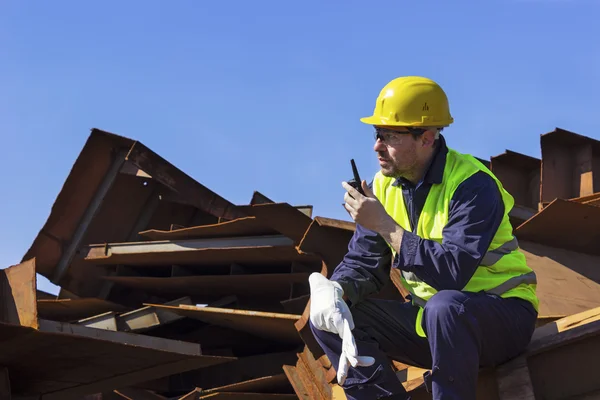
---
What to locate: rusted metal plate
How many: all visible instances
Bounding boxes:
[490,149,540,211]
[198,394,297,399]
[103,273,310,299]
[540,127,600,203]
[298,217,355,277]
[37,298,130,322]
[0,319,233,399]
[282,365,312,400]
[198,374,293,395]
[125,141,245,222]
[238,203,314,244]
[523,309,600,400]
[1,259,37,328]
[170,351,299,392]
[516,199,600,255]
[519,240,600,317]
[81,235,320,267]
[21,129,242,298]
[147,304,302,344]
[139,217,277,241]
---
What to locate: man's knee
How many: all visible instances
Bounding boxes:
[423,290,469,322]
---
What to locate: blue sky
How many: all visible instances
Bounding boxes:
[1,0,599,295]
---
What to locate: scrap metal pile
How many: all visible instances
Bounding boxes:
[2,127,600,399]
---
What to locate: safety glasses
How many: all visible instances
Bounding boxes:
[373,127,427,145]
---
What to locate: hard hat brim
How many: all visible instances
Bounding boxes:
[360,115,453,127]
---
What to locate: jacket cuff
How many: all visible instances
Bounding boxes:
[332,278,360,307]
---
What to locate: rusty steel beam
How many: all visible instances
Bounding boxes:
[139,216,277,241]
[237,203,314,244]
[540,127,600,204]
[37,298,130,322]
[103,273,311,300]
[490,149,540,211]
[52,148,128,284]
[125,141,244,221]
[146,304,302,344]
[77,297,192,332]
[1,259,38,328]
[515,199,600,255]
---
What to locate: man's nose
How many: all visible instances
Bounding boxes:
[374,139,387,152]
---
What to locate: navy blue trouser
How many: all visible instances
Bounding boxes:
[310,290,537,400]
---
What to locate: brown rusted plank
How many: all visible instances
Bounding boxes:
[138,217,277,241]
[294,356,325,400]
[146,304,302,344]
[81,236,319,266]
[298,347,331,398]
[531,306,600,343]
[37,298,130,322]
[249,191,275,205]
[199,394,297,399]
[516,199,600,255]
[126,141,244,221]
[238,203,313,244]
[282,365,311,400]
[103,273,311,299]
[0,320,233,398]
[0,259,37,328]
[490,149,540,210]
[298,217,355,277]
[540,127,600,202]
[113,387,166,400]
[200,374,292,395]
[528,331,600,400]
[174,351,298,391]
[518,240,600,317]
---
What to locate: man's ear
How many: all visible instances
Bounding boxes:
[421,129,437,148]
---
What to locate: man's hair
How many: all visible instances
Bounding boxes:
[410,127,442,144]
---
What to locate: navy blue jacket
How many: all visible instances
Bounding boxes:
[331,135,506,305]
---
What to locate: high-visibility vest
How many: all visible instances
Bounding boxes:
[372,147,539,337]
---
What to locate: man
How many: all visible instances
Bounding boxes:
[308,76,539,400]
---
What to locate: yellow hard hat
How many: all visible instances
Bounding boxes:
[361,76,454,127]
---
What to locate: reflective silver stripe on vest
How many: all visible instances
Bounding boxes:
[480,237,519,266]
[486,271,537,296]
[408,271,537,308]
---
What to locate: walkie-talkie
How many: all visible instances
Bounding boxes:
[348,159,365,196]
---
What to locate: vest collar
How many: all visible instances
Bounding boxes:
[392,134,448,188]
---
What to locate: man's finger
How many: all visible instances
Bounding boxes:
[343,191,357,208]
[342,181,362,199]
[337,352,350,386]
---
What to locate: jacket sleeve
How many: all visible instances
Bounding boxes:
[396,171,505,291]
[330,223,393,306]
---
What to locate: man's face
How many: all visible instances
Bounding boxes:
[373,127,422,178]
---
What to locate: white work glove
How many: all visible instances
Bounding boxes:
[308,273,375,385]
